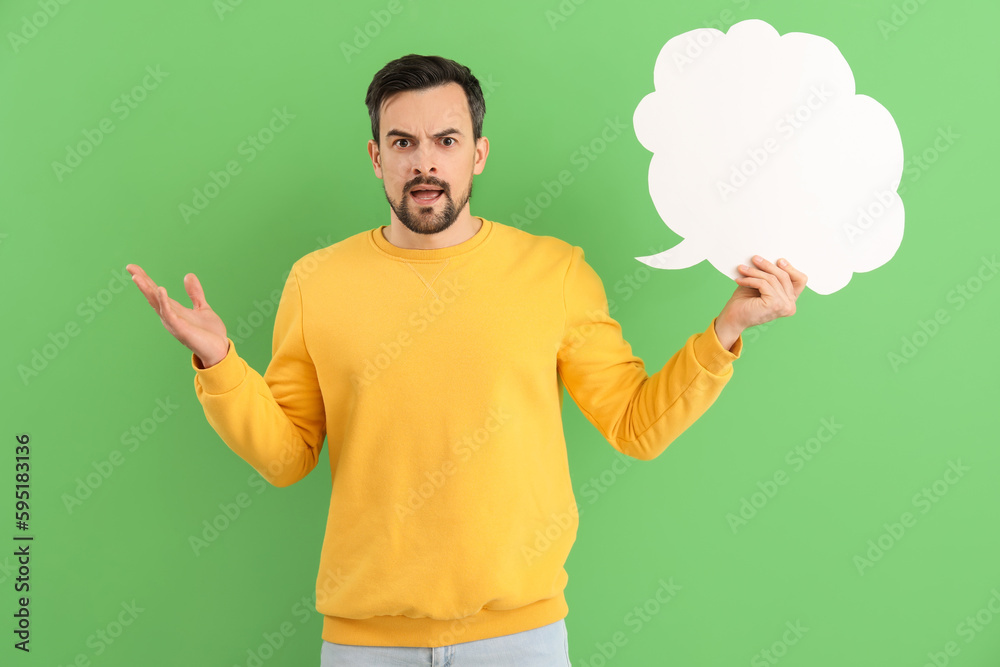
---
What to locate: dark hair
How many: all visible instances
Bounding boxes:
[365,54,485,146]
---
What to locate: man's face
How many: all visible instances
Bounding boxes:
[368,82,488,235]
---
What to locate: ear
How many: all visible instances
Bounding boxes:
[472,136,489,176]
[368,139,383,179]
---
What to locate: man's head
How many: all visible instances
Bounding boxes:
[366,54,489,236]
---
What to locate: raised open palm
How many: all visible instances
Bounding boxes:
[126,264,229,368]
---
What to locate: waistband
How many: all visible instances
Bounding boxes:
[322,594,568,648]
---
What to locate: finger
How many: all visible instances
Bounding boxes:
[155,285,168,319]
[735,275,774,298]
[184,273,209,310]
[738,261,781,293]
[132,277,160,310]
[126,263,152,297]
[752,256,794,297]
[777,259,809,297]
[128,265,162,309]
[128,264,159,291]
[746,261,797,315]
[740,264,791,311]
[157,286,186,333]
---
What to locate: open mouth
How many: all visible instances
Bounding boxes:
[410,188,443,205]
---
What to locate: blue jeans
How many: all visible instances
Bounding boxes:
[320,618,571,666]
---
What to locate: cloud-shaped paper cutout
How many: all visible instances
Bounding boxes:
[633,19,904,295]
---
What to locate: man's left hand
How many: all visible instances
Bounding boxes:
[715,255,809,349]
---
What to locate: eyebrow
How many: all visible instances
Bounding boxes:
[385,127,463,139]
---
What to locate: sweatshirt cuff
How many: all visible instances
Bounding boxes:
[190,338,246,394]
[693,317,743,375]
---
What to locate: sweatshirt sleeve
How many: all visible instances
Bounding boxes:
[556,245,742,461]
[190,262,327,486]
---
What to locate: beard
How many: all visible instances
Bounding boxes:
[384,177,473,236]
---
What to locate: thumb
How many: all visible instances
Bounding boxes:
[184,273,209,309]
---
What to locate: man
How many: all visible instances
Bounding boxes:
[127,54,806,666]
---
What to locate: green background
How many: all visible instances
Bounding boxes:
[3,0,998,664]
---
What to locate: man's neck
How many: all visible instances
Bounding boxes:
[382,213,482,250]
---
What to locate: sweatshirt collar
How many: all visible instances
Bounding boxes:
[370,216,493,261]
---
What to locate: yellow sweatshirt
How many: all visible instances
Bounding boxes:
[190,216,743,647]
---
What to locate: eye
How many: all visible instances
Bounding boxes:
[442,137,455,147]
[393,138,409,148]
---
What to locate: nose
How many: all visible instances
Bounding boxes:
[410,143,437,177]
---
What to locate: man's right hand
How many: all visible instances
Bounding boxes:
[126,264,230,369]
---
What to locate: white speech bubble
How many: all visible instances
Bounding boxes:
[633,19,904,295]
